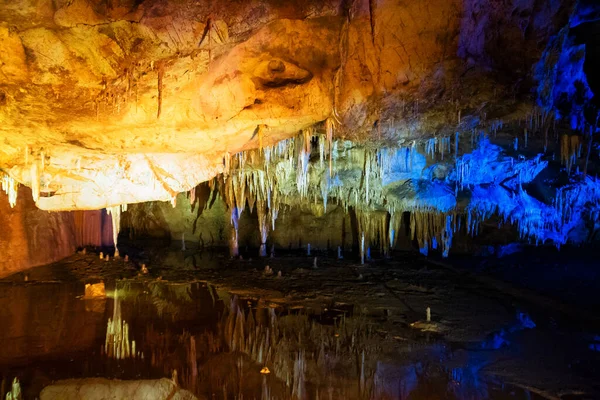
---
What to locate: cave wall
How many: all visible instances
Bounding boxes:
[0,186,114,277]
[123,192,415,254]
[535,0,600,131]
[0,186,76,277]
[122,193,359,251]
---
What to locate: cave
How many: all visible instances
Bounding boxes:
[1,0,600,399]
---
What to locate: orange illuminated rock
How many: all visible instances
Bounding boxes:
[84,282,106,299]
[0,0,572,211]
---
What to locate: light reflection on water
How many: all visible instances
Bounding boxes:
[0,281,537,399]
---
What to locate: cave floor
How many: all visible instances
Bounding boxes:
[1,245,600,399]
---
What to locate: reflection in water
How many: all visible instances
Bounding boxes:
[103,289,137,360]
[0,281,536,399]
[3,378,22,400]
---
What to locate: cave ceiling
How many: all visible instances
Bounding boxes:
[0,0,581,210]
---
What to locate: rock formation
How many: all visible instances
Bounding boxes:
[40,378,197,400]
[0,185,114,277]
[0,0,585,210]
[1,0,599,260]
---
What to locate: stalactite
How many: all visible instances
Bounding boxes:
[229,207,240,257]
[440,136,450,160]
[455,156,470,190]
[204,122,600,259]
[410,211,455,257]
[30,162,39,202]
[296,129,311,198]
[424,137,451,160]
[388,212,403,251]
[106,206,122,257]
[360,232,365,264]
[560,134,581,174]
[364,150,371,205]
[489,120,503,136]
[320,175,330,212]
[326,118,334,177]
[425,137,437,158]
[356,210,389,257]
[1,173,18,208]
[257,199,269,257]
[319,135,325,168]
[223,152,231,176]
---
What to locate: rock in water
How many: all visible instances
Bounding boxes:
[40,378,199,400]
